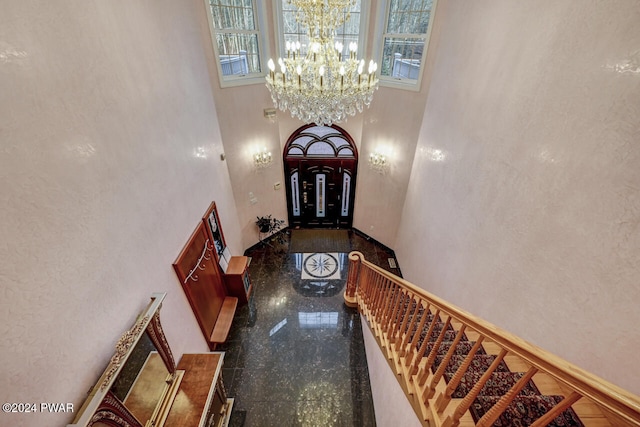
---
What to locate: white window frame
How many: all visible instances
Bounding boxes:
[204,0,269,88]
[374,0,438,91]
[273,0,372,64]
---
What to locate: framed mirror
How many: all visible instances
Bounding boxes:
[68,293,183,427]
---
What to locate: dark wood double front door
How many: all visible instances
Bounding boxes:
[284,125,358,228]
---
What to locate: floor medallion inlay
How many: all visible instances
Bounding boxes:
[302,253,340,280]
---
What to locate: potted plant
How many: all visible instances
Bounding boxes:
[255,215,286,246]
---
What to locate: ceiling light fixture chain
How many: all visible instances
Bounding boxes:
[266,0,378,126]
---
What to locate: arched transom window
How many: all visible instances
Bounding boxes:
[285,125,356,159]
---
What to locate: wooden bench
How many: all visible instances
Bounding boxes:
[209,296,238,350]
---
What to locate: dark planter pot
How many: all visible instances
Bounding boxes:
[259,225,271,233]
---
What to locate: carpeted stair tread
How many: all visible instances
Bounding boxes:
[433,354,510,373]
[469,394,584,426]
[405,319,454,347]
[425,340,486,357]
[443,371,540,398]
[418,327,459,348]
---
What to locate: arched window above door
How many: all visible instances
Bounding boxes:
[285,125,357,159]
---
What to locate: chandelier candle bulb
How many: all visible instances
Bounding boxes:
[280,60,286,85]
[268,59,275,80]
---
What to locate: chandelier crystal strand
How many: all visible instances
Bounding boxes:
[266,0,378,126]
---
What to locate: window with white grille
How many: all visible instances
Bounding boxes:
[275,0,370,64]
[205,0,267,87]
[379,0,437,90]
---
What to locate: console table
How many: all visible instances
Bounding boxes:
[224,256,252,305]
[165,353,233,427]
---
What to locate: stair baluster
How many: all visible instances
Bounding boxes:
[395,293,417,354]
[434,336,485,412]
[417,316,452,387]
[384,285,403,345]
[441,348,508,427]
[475,366,538,427]
[425,324,467,399]
[389,290,409,353]
[377,279,394,336]
[365,268,378,317]
[529,391,582,427]
[356,266,370,312]
[401,303,431,377]
[409,309,441,376]
[371,275,388,332]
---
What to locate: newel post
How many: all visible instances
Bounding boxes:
[344,251,364,308]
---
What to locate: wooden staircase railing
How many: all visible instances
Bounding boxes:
[344,251,640,427]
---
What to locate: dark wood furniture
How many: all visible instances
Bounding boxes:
[210,297,238,345]
[223,255,252,304]
[172,222,237,350]
[165,353,232,427]
[202,201,253,307]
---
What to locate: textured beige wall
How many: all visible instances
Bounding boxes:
[0,1,242,426]
[396,0,640,394]
[353,85,429,248]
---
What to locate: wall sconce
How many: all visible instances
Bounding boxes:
[254,147,273,169]
[369,150,388,174]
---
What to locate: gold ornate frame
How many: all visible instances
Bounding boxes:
[67,293,183,427]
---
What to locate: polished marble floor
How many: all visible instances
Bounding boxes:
[221,229,401,427]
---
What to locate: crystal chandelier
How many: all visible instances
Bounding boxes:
[266,0,378,126]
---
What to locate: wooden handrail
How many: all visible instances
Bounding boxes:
[345,251,640,426]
